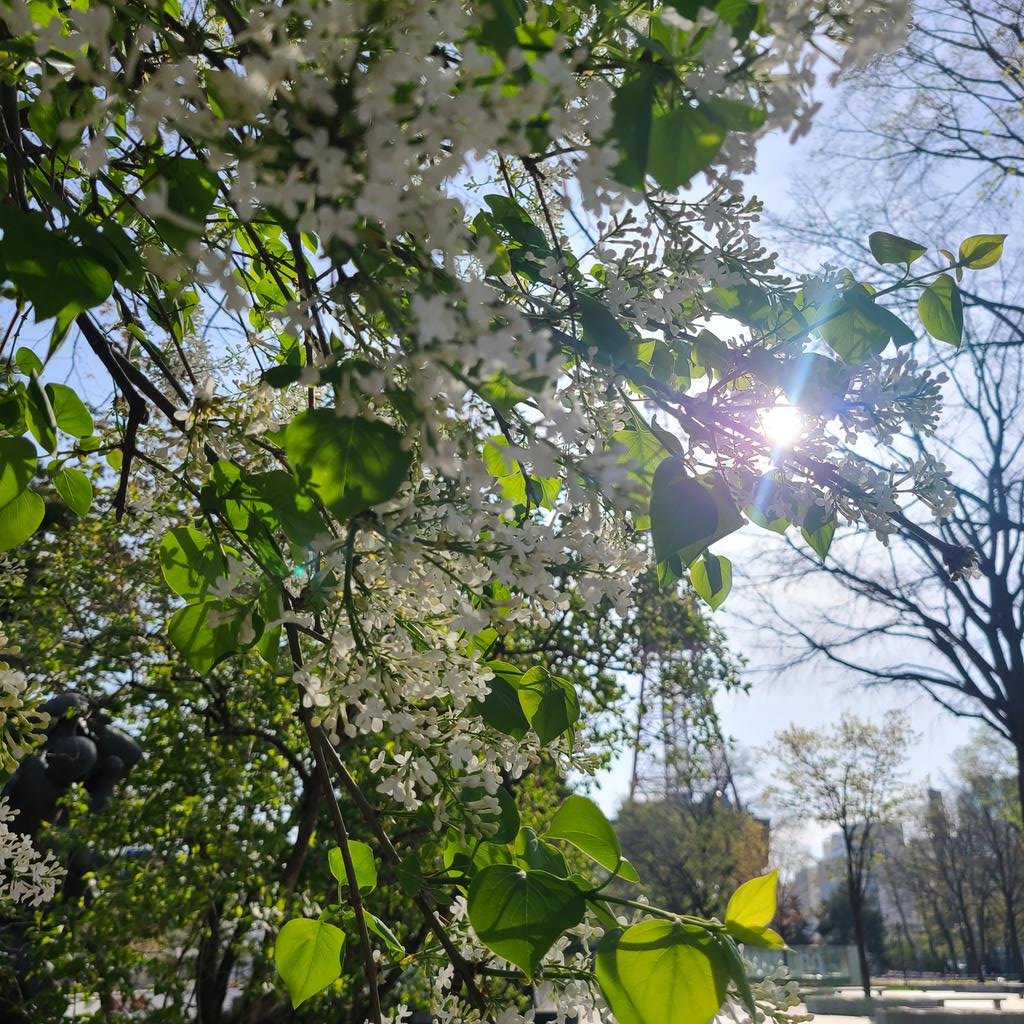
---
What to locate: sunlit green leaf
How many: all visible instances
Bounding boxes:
[0,436,36,507]
[690,551,732,611]
[46,383,93,437]
[274,917,344,1008]
[596,920,729,1024]
[725,870,777,931]
[328,840,377,894]
[467,864,585,977]
[918,273,963,347]
[959,234,1005,270]
[159,527,228,600]
[868,231,926,268]
[284,410,412,521]
[0,487,44,552]
[166,598,246,674]
[548,795,640,882]
[52,466,92,516]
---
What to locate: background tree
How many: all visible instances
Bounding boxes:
[818,883,887,963]
[878,734,1024,980]
[767,712,914,996]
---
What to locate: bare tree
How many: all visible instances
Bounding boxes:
[881,735,1024,978]
[953,736,1024,976]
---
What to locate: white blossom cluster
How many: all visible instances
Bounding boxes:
[0,625,48,773]
[0,800,64,908]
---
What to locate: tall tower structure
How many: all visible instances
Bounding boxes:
[626,580,740,806]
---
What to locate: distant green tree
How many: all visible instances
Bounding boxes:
[615,797,769,919]
[818,882,887,961]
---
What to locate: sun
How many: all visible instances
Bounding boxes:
[760,403,803,448]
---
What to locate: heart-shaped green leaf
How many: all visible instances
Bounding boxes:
[650,458,742,567]
[918,273,963,347]
[868,231,926,268]
[547,795,637,880]
[596,920,729,1024]
[274,917,344,1008]
[284,410,412,521]
[467,865,585,978]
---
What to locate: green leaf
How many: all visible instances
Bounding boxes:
[650,458,743,567]
[726,922,786,949]
[328,840,377,895]
[725,870,777,931]
[0,436,36,506]
[0,488,44,551]
[801,503,835,561]
[596,920,729,1024]
[0,206,113,325]
[513,827,569,877]
[690,552,732,611]
[611,425,670,525]
[155,157,220,250]
[483,435,516,478]
[395,857,423,897]
[166,598,245,674]
[471,662,530,738]
[467,865,586,978]
[274,917,345,1008]
[284,410,412,521]
[746,476,788,534]
[478,0,524,53]
[648,106,726,190]
[445,835,514,876]
[52,466,92,516]
[517,667,580,744]
[844,288,916,348]
[482,195,550,254]
[363,912,405,963]
[159,527,228,600]
[701,97,765,133]
[14,347,42,376]
[254,584,282,666]
[868,231,927,268]
[918,273,963,347]
[611,69,657,190]
[24,375,57,453]
[547,795,624,875]
[45,383,93,437]
[815,285,892,364]
[959,234,1005,270]
[578,293,633,364]
[242,469,325,548]
[715,932,759,1019]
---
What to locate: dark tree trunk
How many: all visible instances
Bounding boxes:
[846,869,871,996]
[1006,892,1024,979]
[197,899,231,1024]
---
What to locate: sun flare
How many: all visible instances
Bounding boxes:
[760,404,804,448]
